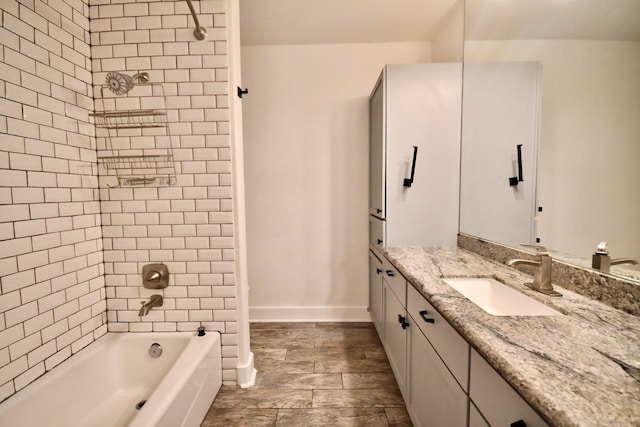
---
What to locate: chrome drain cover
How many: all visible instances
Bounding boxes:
[136,400,147,410]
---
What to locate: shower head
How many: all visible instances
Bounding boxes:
[105,72,150,95]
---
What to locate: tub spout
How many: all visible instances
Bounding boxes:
[139,294,163,316]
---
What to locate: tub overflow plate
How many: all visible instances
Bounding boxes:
[149,343,162,358]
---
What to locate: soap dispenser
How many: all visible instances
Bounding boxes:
[592,242,611,272]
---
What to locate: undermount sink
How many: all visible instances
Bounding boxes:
[443,278,561,316]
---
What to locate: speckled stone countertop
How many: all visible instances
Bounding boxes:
[384,247,640,427]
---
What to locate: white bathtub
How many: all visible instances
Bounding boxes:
[0,332,222,427]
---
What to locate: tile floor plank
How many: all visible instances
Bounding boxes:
[201,408,278,426]
[312,388,405,408]
[276,408,388,426]
[254,372,343,389]
[211,388,313,409]
[342,372,399,389]
[314,358,392,374]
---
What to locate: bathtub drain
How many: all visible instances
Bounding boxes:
[135,400,147,410]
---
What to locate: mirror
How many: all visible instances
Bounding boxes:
[460,0,640,281]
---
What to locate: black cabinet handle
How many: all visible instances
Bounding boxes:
[385,270,394,277]
[398,314,409,329]
[376,208,382,214]
[419,310,435,324]
[403,146,418,187]
[376,268,382,274]
[510,421,526,427]
[509,144,524,186]
[377,239,383,244]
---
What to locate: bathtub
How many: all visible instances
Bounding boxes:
[0,331,222,427]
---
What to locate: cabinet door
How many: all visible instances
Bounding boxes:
[369,250,384,339]
[369,76,385,218]
[384,63,461,248]
[470,349,549,427]
[407,317,468,427]
[383,280,407,399]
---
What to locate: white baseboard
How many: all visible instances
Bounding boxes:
[249,306,371,322]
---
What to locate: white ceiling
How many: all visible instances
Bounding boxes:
[239,0,640,46]
[239,0,460,45]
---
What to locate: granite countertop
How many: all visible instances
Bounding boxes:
[383,247,640,427]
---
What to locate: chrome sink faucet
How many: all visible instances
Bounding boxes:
[139,294,163,316]
[507,244,562,297]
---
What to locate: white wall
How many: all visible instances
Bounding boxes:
[242,42,431,321]
[464,40,640,263]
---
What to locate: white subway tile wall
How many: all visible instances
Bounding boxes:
[0,0,107,401]
[0,0,237,401]
[90,0,238,384]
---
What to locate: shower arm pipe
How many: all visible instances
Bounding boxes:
[184,0,208,41]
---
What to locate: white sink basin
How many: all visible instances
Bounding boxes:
[443,278,561,316]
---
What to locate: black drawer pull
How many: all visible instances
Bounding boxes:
[377,239,383,244]
[376,268,382,274]
[398,314,409,329]
[510,421,526,427]
[419,310,435,324]
[376,208,382,213]
[385,270,395,277]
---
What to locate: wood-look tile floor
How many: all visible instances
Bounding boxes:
[201,322,413,426]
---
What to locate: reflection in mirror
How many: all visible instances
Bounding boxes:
[460,0,640,280]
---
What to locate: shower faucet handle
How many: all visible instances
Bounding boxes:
[142,263,169,289]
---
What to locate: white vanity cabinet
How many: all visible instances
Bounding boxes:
[470,350,550,427]
[381,262,408,399]
[405,283,469,427]
[407,314,468,427]
[373,256,551,427]
[368,249,384,338]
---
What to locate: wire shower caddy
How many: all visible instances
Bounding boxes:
[91,75,177,187]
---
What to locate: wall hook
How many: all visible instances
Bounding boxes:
[237,87,249,98]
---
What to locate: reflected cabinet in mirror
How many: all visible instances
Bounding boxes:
[460,0,640,281]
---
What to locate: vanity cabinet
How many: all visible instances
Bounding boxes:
[368,249,384,338]
[470,349,549,427]
[373,255,551,427]
[407,312,468,427]
[383,278,408,399]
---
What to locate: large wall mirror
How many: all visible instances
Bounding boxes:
[460,0,640,281]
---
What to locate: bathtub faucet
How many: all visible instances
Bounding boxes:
[139,294,163,316]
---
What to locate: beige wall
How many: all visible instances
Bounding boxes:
[464,40,640,262]
[241,42,431,320]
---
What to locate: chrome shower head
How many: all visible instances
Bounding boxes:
[105,72,149,95]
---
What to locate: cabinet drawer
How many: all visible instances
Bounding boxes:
[407,284,469,391]
[382,258,406,305]
[369,215,385,251]
[470,349,549,427]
